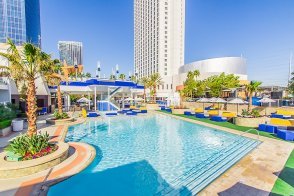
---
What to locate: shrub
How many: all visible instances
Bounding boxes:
[53,111,69,120]
[241,109,261,118]
[0,103,18,121]
[241,109,250,116]
[4,132,56,160]
[0,119,12,129]
[251,109,261,118]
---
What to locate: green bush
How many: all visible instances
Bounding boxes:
[0,103,18,121]
[251,109,261,118]
[53,111,69,120]
[5,132,51,157]
[0,119,12,129]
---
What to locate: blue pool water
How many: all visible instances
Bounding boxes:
[49,113,260,196]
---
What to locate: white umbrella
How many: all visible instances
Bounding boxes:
[228,98,246,115]
[209,97,218,103]
[258,98,276,115]
[213,98,227,116]
[77,97,91,103]
[197,98,210,110]
[135,97,144,101]
[125,97,134,101]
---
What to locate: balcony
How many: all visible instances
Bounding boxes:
[0,78,9,90]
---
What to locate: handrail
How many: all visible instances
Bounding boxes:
[240,129,260,140]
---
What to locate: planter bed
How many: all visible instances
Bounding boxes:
[234,117,267,128]
[46,117,74,125]
[0,126,12,137]
[172,108,190,115]
[0,142,69,179]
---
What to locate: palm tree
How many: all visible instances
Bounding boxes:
[140,77,150,102]
[44,59,64,115]
[110,74,116,80]
[85,72,91,79]
[0,39,52,136]
[245,81,262,111]
[149,73,162,102]
[119,73,126,81]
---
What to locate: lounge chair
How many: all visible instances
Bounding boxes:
[126,111,137,116]
[195,113,209,118]
[270,114,284,119]
[184,111,192,116]
[87,112,100,117]
[106,112,118,116]
[165,108,172,113]
[277,129,294,141]
[38,107,47,115]
[258,124,278,134]
[211,116,227,122]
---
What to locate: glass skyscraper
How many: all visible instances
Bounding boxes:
[0,0,41,46]
[58,41,83,65]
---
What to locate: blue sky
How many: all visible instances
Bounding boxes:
[41,0,294,86]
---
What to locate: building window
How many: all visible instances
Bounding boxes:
[166,84,168,89]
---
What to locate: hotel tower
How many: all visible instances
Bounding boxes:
[134,0,185,95]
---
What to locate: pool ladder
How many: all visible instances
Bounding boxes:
[155,129,261,196]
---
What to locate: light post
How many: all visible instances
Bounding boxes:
[116,64,119,79]
[74,58,78,80]
[128,71,132,80]
[96,61,101,78]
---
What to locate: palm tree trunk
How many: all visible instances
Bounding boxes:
[57,85,63,114]
[248,93,253,111]
[26,79,37,136]
[143,87,146,102]
[153,85,156,102]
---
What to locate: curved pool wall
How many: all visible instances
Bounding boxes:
[49,113,260,195]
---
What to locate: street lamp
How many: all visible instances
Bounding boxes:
[74,58,78,80]
[116,64,119,78]
[96,61,101,78]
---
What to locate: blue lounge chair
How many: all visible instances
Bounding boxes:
[270,114,284,119]
[165,108,172,113]
[87,112,100,117]
[184,111,192,116]
[265,125,278,134]
[106,112,118,116]
[211,116,227,122]
[195,113,208,118]
[140,110,147,113]
[160,106,166,110]
[277,129,294,141]
[258,124,267,132]
[126,111,137,116]
[38,107,47,115]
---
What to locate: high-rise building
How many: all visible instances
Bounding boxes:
[134,0,185,80]
[0,0,41,46]
[58,41,83,65]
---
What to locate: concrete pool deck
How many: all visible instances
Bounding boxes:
[155,111,294,195]
[0,112,293,195]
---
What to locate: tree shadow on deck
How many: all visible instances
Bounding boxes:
[218,182,269,196]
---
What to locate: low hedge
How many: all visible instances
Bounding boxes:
[0,119,12,129]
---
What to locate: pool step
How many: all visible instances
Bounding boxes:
[156,138,260,195]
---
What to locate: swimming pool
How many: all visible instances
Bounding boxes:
[49,113,260,195]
